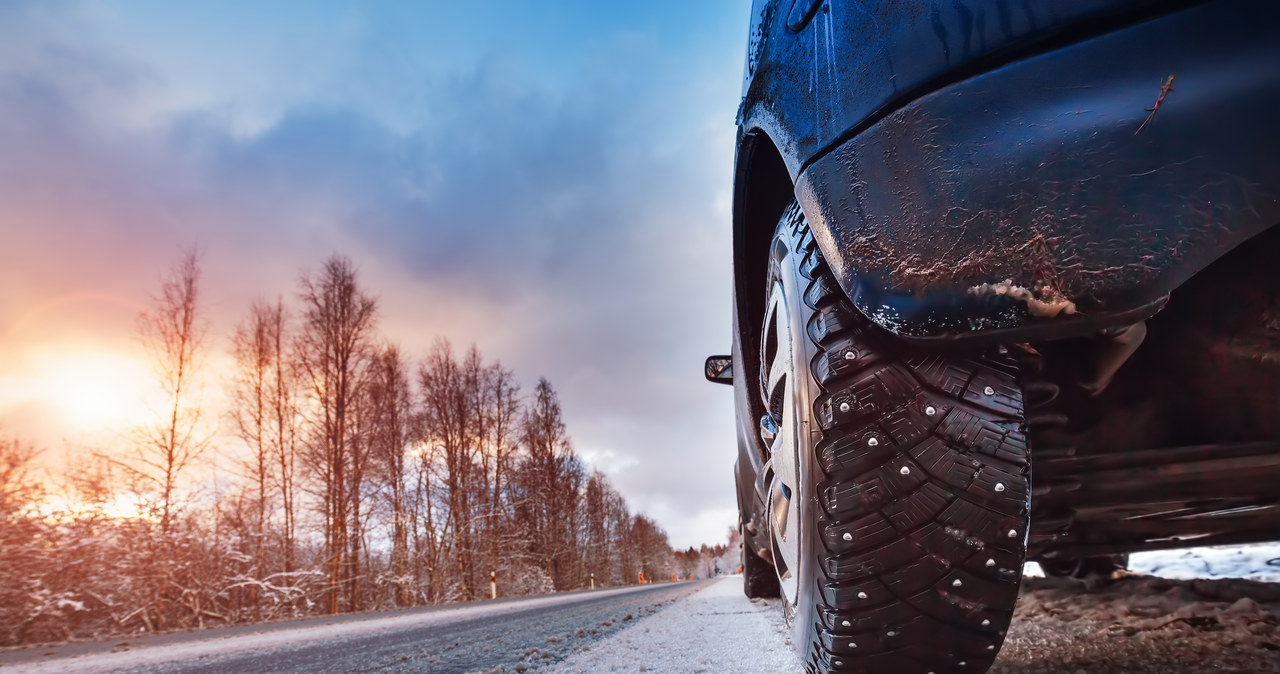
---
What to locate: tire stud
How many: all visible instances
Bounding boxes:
[924,405,937,416]
[986,558,995,567]
[834,660,843,667]
[867,436,879,447]
[842,532,853,541]
[843,350,856,360]
[987,645,995,650]
[842,620,851,627]
[995,482,1006,493]
[886,630,897,637]
[1007,528,1018,538]
[857,591,868,600]
[983,385,995,396]
[849,642,857,648]
[952,578,963,587]
[982,619,991,626]
[839,401,851,412]
[899,466,910,476]
[959,661,967,667]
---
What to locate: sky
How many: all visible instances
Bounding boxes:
[0,0,750,549]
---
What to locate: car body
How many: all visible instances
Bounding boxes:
[716,1,1280,671]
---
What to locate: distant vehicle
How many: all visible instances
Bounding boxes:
[705,1,1280,672]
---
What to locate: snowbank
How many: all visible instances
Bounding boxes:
[1026,543,1280,581]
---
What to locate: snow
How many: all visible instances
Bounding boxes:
[547,576,799,673]
[10,545,1279,673]
[1128,543,1280,582]
[1025,542,1280,581]
[3,585,658,674]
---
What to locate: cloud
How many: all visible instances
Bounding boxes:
[0,1,747,548]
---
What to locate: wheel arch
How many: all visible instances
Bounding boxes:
[732,128,794,414]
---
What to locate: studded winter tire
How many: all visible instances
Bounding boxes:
[759,203,1031,674]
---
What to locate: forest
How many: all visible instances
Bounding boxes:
[0,251,730,646]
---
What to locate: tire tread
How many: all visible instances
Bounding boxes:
[781,204,1029,674]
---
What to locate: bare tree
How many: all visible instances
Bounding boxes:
[629,515,674,583]
[295,254,377,614]
[133,248,209,535]
[418,339,478,600]
[409,439,445,603]
[0,250,700,643]
[119,249,212,630]
[228,301,269,615]
[367,345,415,606]
[229,298,305,616]
[0,435,40,517]
[515,378,584,590]
[266,300,302,577]
[478,362,520,590]
[581,470,612,585]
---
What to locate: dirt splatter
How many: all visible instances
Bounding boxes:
[967,280,1078,318]
[837,226,1078,314]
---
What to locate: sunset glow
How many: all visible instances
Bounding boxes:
[42,493,156,523]
[0,348,155,440]
[38,351,150,430]
[0,0,744,551]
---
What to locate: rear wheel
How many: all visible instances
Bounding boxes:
[743,540,782,598]
[1039,554,1129,581]
[760,203,1031,673]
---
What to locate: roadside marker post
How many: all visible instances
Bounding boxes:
[490,571,496,600]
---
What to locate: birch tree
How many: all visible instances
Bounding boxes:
[134,248,208,536]
[296,254,377,614]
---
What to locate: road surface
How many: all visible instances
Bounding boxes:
[0,582,710,674]
[4,566,1280,673]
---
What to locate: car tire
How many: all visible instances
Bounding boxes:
[743,540,782,599]
[760,203,1031,674]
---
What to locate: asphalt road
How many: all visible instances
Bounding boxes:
[7,574,1279,673]
[0,581,712,674]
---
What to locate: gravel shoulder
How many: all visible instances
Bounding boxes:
[994,575,1280,673]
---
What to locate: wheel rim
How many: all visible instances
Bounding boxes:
[761,268,803,606]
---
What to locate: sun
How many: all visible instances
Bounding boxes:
[50,354,153,429]
[4,349,156,434]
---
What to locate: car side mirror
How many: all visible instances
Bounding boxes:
[704,355,733,385]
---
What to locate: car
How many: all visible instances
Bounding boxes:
[704,1,1280,672]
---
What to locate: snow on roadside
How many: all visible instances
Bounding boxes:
[547,576,798,674]
[5,585,657,674]
[1025,543,1280,581]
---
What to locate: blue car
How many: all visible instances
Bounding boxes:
[706,1,1280,672]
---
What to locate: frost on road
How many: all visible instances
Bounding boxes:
[554,545,1280,674]
[2,544,1278,674]
[548,576,797,674]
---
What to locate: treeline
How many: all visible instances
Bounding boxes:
[0,251,677,646]
[672,526,741,580]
